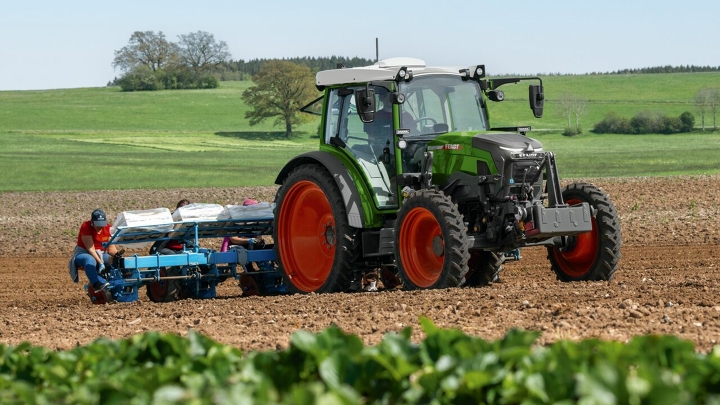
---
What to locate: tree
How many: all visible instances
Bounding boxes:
[694,87,720,131]
[557,93,588,135]
[710,88,720,131]
[112,31,179,73]
[177,31,231,75]
[557,93,574,130]
[695,88,711,131]
[571,97,588,131]
[241,61,317,138]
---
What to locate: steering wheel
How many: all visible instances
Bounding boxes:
[412,117,438,127]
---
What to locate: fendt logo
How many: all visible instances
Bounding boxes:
[513,153,540,158]
[428,144,463,151]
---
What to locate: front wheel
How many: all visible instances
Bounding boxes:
[394,189,470,290]
[274,164,360,294]
[547,183,622,281]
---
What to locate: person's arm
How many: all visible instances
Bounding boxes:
[81,234,104,264]
[229,236,252,245]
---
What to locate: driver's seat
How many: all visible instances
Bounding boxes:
[401,140,428,173]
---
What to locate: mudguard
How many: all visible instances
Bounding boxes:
[275,151,366,228]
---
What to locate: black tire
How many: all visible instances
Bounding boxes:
[273,164,360,294]
[464,250,504,286]
[547,182,622,281]
[394,189,470,290]
[146,267,181,302]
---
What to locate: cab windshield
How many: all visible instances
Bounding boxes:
[399,75,489,136]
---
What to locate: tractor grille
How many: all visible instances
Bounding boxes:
[511,161,541,185]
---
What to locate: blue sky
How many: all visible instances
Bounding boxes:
[1,0,718,91]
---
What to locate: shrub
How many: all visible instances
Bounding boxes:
[594,111,694,135]
[680,111,695,132]
[630,110,660,134]
[116,67,220,91]
[116,67,165,91]
[593,112,632,134]
[197,75,219,89]
[658,116,683,134]
[562,127,581,136]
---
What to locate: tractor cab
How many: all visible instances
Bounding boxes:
[303,57,543,212]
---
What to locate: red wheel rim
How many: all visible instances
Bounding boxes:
[278,180,336,292]
[87,284,108,305]
[147,268,169,300]
[239,274,260,296]
[398,207,444,288]
[552,197,599,277]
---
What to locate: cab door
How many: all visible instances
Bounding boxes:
[323,86,398,209]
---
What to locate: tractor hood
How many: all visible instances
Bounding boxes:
[472,133,543,174]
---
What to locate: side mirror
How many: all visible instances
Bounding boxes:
[529,85,544,118]
[356,88,376,123]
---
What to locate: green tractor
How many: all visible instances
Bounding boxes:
[273,57,621,293]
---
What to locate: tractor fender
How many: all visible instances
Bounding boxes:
[275,151,365,228]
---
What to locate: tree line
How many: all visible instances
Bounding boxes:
[110,30,720,137]
[608,65,720,75]
[218,56,376,81]
[111,31,230,91]
[110,30,374,91]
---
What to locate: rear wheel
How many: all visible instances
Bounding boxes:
[464,250,504,286]
[394,189,470,290]
[274,165,360,293]
[548,183,622,281]
[146,268,181,302]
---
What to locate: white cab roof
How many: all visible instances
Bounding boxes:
[316,57,466,87]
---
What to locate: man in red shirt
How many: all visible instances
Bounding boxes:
[68,209,117,292]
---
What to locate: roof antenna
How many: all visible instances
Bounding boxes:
[375,37,379,63]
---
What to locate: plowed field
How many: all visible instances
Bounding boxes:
[2,177,719,352]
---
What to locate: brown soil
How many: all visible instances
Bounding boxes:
[1,177,720,352]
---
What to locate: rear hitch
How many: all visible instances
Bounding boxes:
[551,235,580,252]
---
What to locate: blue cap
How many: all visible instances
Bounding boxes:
[91,209,107,227]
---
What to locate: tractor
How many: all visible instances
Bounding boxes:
[273,57,621,293]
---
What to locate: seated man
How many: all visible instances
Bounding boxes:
[360,90,396,161]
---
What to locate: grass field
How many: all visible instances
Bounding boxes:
[489,72,720,129]
[1,74,719,192]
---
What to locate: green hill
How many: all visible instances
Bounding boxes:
[1,73,719,192]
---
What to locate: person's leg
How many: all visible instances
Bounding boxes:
[102,252,112,266]
[74,252,106,286]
